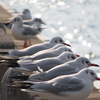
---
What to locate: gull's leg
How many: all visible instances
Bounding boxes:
[23,40,28,48]
[28,39,32,46]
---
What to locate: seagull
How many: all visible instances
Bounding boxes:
[0,45,72,68]
[11,68,100,100]
[19,8,32,20]
[4,8,32,28]
[10,57,99,81]
[19,44,71,59]
[10,16,45,48]
[0,44,66,63]
[2,52,77,74]
[4,17,46,29]
[18,51,77,67]
[23,18,46,27]
[18,45,72,62]
[8,36,71,57]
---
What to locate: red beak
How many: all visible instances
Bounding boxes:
[22,12,25,14]
[75,54,80,57]
[90,64,99,67]
[63,43,71,47]
[8,21,12,23]
[96,78,100,81]
[41,22,46,25]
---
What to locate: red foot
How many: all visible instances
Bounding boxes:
[23,41,28,48]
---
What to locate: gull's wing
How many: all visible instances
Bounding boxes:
[53,77,84,92]
[28,76,84,94]
[23,20,33,26]
[22,26,38,36]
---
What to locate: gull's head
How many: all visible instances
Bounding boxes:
[50,36,71,47]
[22,9,30,14]
[75,57,99,69]
[33,18,46,25]
[58,46,72,53]
[60,52,77,61]
[11,16,23,24]
[79,68,100,82]
[66,52,77,60]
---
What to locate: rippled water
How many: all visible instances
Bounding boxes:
[2,0,100,73]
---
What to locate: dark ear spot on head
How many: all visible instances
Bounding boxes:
[60,39,63,42]
[72,56,75,59]
[82,60,84,64]
[90,72,94,76]
[67,55,70,59]
[55,40,57,43]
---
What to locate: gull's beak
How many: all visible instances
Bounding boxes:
[96,77,100,81]
[41,21,46,25]
[38,27,46,32]
[38,27,46,30]
[75,54,80,57]
[22,11,25,14]
[90,63,99,67]
[7,21,12,23]
[63,43,71,47]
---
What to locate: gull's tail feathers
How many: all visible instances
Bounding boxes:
[0,56,19,63]
[3,22,12,29]
[9,75,29,80]
[7,81,37,89]
[14,67,33,75]
[0,61,19,67]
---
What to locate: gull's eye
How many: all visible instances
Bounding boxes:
[90,72,94,76]
[35,18,38,21]
[86,61,89,64]
[68,49,71,52]
[55,40,57,43]
[39,19,41,22]
[60,39,63,42]
[72,56,75,59]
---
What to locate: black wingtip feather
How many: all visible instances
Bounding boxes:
[9,75,29,80]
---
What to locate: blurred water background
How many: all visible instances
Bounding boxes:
[1,0,100,73]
